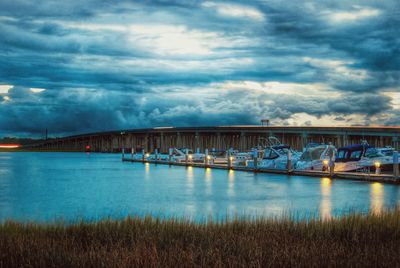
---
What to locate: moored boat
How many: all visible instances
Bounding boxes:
[295,143,336,171]
[245,137,301,170]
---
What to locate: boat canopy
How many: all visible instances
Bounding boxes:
[300,147,323,161]
[335,144,371,162]
[299,145,335,161]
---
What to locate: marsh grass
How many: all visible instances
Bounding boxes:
[1,211,400,267]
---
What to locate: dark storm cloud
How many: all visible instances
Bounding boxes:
[0,0,399,136]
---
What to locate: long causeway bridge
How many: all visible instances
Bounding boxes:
[30,126,400,153]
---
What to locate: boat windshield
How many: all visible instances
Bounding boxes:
[365,148,384,158]
[300,147,326,161]
[336,146,365,162]
[263,148,279,159]
[275,148,290,155]
[379,148,394,156]
[337,149,347,159]
[349,150,363,160]
[365,148,393,157]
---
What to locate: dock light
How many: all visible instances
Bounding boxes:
[206,155,211,159]
[230,156,234,161]
[375,161,381,175]
[188,154,193,160]
[145,153,150,158]
[322,159,329,172]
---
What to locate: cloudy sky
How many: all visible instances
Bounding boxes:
[0,0,399,137]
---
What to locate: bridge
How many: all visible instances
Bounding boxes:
[29,125,400,153]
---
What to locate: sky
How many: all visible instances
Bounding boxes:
[0,0,399,137]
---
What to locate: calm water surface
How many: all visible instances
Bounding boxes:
[1,152,399,222]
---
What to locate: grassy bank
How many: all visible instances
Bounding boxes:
[1,212,400,267]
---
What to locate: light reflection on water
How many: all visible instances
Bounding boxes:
[320,177,331,220]
[228,169,235,198]
[144,162,150,179]
[0,152,399,222]
[370,182,384,215]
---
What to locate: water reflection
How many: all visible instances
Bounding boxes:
[228,169,235,197]
[370,182,384,215]
[205,167,212,195]
[186,166,194,191]
[144,162,150,179]
[320,177,331,220]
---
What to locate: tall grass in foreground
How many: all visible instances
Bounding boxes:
[1,211,400,267]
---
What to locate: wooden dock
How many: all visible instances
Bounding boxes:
[122,158,400,185]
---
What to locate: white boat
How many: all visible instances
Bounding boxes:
[234,151,253,166]
[145,152,168,161]
[334,143,370,172]
[246,137,301,170]
[356,146,395,172]
[334,142,395,172]
[209,150,228,164]
[295,143,336,171]
[171,148,206,163]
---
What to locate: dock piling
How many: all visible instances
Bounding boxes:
[375,161,381,175]
[287,150,292,173]
[227,151,232,169]
[185,149,189,165]
[142,149,145,162]
[394,151,399,178]
[168,148,173,164]
[205,149,209,167]
[253,149,258,171]
[329,156,335,177]
[131,147,135,160]
[155,149,158,164]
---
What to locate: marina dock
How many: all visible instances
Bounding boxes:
[122,156,400,184]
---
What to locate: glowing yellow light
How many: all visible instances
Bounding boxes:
[374,161,381,168]
[320,177,331,220]
[188,154,193,159]
[0,144,20,149]
[321,177,331,186]
[370,182,384,215]
[229,156,234,161]
[145,153,150,158]
[206,155,211,159]
[323,159,329,166]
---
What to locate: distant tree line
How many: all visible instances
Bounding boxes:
[0,137,47,145]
